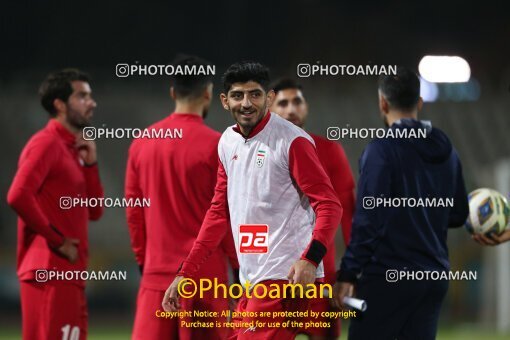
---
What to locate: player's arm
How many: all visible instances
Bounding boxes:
[82,163,104,220]
[178,161,230,277]
[219,228,240,282]
[7,138,78,261]
[163,161,230,312]
[288,137,343,285]
[477,230,510,245]
[328,142,356,245]
[77,137,104,220]
[337,142,392,284]
[334,141,392,308]
[207,144,240,276]
[125,145,146,273]
[448,153,469,228]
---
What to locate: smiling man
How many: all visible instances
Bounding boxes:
[7,69,104,340]
[162,61,342,339]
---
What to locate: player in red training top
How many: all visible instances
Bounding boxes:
[270,77,355,339]
[163,61,342,340]
[7,69,104,340]
[125,55,239,340]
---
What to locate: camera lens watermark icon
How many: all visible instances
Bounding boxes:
[83,127,96,141]
[386,269,398,283]
[362,197,376,209]
[60,197,73,210]
[297,64,311,77]
[36,270,48,282]
[116,63,130,77]
[327,127,340,140]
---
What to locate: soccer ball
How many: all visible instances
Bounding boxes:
[465,188,510,235]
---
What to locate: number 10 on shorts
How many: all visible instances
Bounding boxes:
[239,224,269,254]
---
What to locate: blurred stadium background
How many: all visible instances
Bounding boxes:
[1,1,509,338]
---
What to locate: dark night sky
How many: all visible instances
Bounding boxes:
[1,0,508,80]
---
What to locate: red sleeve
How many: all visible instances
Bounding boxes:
[209,147,238,270]
[328,142,355,246]
[82,163,104,221]
[220,229,239,270]
[179,161,230,278]
[289,137,343,267]
[125,146,146,267]
[7,138,65,248]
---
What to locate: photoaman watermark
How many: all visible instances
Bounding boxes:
[177,278,333,300]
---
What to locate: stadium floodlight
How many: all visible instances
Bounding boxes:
[418,56,471,83]
[420,77,439,102]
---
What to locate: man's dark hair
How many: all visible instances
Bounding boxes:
[222,61,270,93]
[39,68,90,116]
[171,54,214,100]
[270,77,303,94]
[378,66,420,111]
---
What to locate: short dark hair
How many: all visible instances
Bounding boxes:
[39,68,90,116]
[270,77,303,94]
[171,54,214,100]
[378,66,420,111]
[222,61,270,93]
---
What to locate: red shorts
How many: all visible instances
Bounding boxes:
[132,286,231,340]
[20,280,87,340]
[228,280,311,340]
[298,297,341,337]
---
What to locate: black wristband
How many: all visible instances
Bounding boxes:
[303,239,327,265]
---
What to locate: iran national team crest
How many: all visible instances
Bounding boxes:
[256,149,266,168]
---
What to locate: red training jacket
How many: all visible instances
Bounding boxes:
[7,119,104,285]
[125,113,238,290]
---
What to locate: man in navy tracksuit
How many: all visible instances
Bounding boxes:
[334,67,469,340]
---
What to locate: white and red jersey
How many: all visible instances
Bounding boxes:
[220,113,320,284]
[180,112,342,286]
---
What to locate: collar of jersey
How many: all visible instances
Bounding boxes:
[233,110,271,139]
[168,112,204,123]
[47,119,76,146]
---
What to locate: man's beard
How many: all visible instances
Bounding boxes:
[67,107,91,130]
[235,99,267,130]
[236,108,262,130]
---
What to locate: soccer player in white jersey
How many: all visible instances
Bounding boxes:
[162,61,342,339]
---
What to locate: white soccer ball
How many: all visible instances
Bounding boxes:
[465,188,510,235]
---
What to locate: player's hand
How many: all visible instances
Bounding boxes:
[162,276,185,312]
[332,281,354,310]
[287,259,316,286]
[76,136,97,165]
[57,237,80,263]
[473,229,510,246]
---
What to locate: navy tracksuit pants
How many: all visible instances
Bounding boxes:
[348,274,449,340]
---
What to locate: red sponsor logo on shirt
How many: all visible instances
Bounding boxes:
[239,224,268,254]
